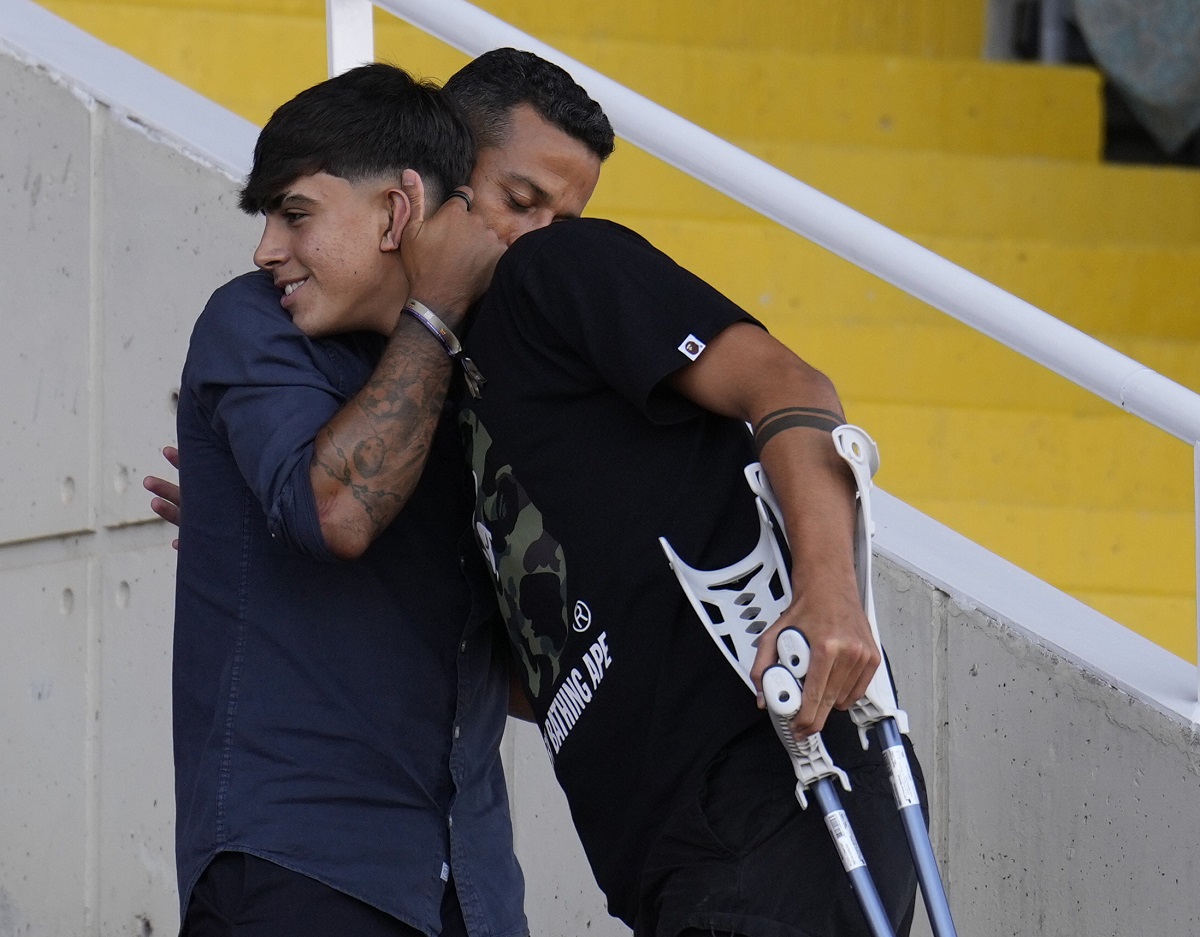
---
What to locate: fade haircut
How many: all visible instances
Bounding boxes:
[239,63,474,215]
[444,48,614,162]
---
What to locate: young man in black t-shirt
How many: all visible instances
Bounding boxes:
[459,218,924,936]
[147,51,921,934]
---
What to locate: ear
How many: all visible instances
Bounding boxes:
[380,185,413,252]
[381,169,423,252]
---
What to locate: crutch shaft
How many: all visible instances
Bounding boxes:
[812,779,897,937]
[875,719,959,937]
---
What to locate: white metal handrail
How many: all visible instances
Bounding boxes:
[328,0,1200,698]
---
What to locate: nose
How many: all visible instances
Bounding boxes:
[253,217,288,270]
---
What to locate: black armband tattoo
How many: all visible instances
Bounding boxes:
[752,406,844,454]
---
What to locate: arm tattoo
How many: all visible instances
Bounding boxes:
[312,332,450,540]
[753,406,844,455]
[352,436,387,478]
[314,426,412,535]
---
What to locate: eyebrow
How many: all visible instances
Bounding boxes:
[266,192,319,212]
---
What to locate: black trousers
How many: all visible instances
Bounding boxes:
[634,717,924,937]
[181,851,468,937]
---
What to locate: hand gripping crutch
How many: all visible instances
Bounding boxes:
[762,658,900,937]
[712,428,955,936]
[659,425,958,937]
[738,428,955,936]
[658,464,897,937]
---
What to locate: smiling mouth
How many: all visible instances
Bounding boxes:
[284,279,308,296]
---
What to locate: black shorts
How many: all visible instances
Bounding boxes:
[181,851,468,937]
[633,716,925,937]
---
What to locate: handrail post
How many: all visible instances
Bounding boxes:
[327,0,375,77]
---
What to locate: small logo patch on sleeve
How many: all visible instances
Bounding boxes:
[678,334,706,361]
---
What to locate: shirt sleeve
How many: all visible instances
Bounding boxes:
[507,219,763,423]
[182,272,344,559]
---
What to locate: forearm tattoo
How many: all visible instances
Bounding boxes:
[313,333,450,538]
[752,406,844,455]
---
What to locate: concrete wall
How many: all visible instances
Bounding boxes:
[2,4,1198,936]
[873,557,1200,937]
[0,21,258,936]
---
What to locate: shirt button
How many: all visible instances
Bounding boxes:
[460,640,467,653]
[453,725,461,739]
[448,815,454,828]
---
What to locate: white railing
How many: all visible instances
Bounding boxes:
[328,0,1200,701]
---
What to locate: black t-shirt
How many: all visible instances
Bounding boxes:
[460,219,774,921]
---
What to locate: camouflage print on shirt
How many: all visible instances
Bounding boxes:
[460,409,569,702]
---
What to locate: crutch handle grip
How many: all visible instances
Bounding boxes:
[779,624,909,750]
[776,627,810,679]
[763,665,851,808]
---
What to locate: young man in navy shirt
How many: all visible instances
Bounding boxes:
[166,54,612,937]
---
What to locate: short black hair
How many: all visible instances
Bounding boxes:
[444,48,614,162]
[239,63,474,214]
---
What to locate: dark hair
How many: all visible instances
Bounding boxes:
[239,63,473,214]
[444,48,614,162]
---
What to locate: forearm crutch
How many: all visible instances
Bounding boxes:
[826,426,958,937]
[755,428,957,936]
[659,463,897,937]
[659,425,958,937]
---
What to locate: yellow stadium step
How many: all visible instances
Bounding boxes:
[751,141,1200,245]
[464,0,988,58]
[40,0,332,124]
[621,216,1200,349]
[1073,593,1196,661]
[912,496,1195,661]
[35,6,1069,158]
[923,237,1200,342]
[905,489,1194,602]
[540,40,1101,161]
[785,322,1200,418]
[38,0,985,127]
[592,143,1200,245]
[849,402,1192,514]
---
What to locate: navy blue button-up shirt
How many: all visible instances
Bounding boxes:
[173,270,526,936]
